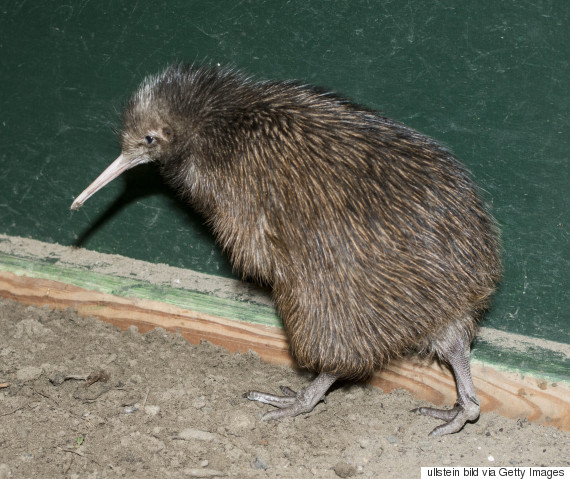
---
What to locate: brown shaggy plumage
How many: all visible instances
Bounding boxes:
[125,65,501,380]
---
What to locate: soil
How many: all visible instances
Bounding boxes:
[0,299,567,478]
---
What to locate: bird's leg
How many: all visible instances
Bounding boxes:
[414,337,480,436]
[243,372,337,420]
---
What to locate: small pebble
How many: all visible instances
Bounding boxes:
[178,428,217,442]
[184,468,224,477]
[16,366,43,382]
[251,457,268,470]
[144,405,160,416]
[333,462,356,478]
[127,325,139,335]
[49,373,66,386]
[225,410,254,431]
[192,396,207,409]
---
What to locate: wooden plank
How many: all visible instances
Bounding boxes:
[0,271,289,365]
[2,235,568,382]
[1,270,568,431]
[0,250,282,329]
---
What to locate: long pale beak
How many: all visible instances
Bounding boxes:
[70,154,149,211]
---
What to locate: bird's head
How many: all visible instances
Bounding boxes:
[71,64,256,211]
[70,74,182,211]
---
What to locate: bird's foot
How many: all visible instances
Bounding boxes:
[412,398,480,436]
[243,372,337,421]
[243,385,320,420]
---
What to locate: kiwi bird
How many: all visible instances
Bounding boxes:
[71,64,501,436]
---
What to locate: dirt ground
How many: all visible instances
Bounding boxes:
[0,299,567,478]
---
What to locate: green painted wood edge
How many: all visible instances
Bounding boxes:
[472,338,569,383]
[0,252,283,329]
[0,252,567,383]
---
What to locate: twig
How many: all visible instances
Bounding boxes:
[58,447,84,457]
[56,446,103,468]
[0,405,27,416]
[63,455,74,474]
[31,387,60,406]
[142,388,151,408]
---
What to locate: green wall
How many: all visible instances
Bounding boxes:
[1,1,568,344]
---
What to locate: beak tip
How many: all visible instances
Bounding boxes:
[69,153,137,213]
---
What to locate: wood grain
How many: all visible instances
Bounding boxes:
[1,270,568,431]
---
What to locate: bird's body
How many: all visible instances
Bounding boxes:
[72,64,501,435]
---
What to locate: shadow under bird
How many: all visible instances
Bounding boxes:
[71,64,501,436]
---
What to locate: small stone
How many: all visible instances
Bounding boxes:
[178,428,217,442]
[385,435,397,444]
[359,438,370,449]
[192,396,207,409]
[333,462,356,478]
[49,372,66,386]
[184,468,224,477]
[16,366,43,382]
[251,457,268,470]
[225,410,254,431]
[127,325,139,335]
[144,405,160,416]
[13,319,52,339]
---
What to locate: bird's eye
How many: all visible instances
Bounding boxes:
[145,135,155,145]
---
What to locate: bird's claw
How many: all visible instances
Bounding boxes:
[243,373,337,421]
[414,400,480,436]
[243,385,321,420]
